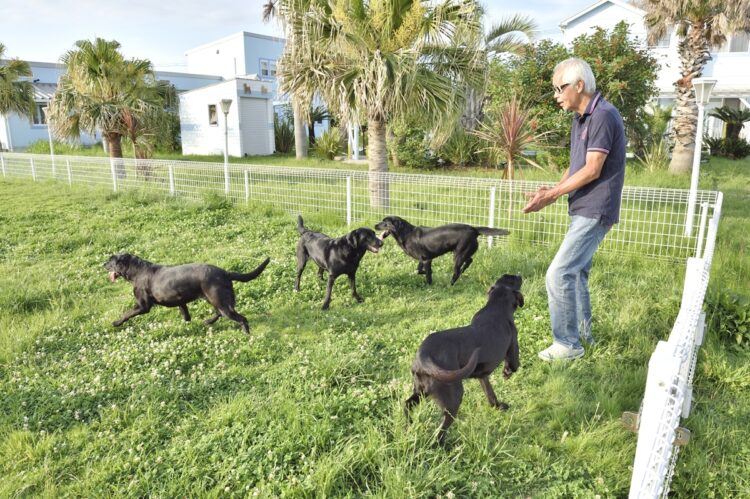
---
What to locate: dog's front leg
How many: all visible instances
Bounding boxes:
[479,376,509,410]
[322,275,336,310]
[347,273,363,303]
[423,259,433,285]
[113,303,151,327]
[179,304,191,322]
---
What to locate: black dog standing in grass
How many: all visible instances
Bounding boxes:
[406,274,523,445]
[104,253,270,334]
[374,216,510,285]
[295,215,383,310]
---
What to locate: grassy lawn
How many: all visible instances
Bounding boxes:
[0,157,747,497]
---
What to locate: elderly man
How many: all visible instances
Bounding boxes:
[523,57,626,361]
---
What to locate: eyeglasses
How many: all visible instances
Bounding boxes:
[553,83,571,94]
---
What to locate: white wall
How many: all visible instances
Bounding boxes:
[185,33,247,79]
[179,78,274,156]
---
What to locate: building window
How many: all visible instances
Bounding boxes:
[259,59,277,79]
[32,103,48,125]
[729,32,749,52]
[650,30,671,48]
[208,104,218,126]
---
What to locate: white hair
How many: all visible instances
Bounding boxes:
[554,58,596,93]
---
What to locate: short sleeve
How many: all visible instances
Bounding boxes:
[586,111,616,155]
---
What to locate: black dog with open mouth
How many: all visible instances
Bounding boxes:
[104,253,269,334]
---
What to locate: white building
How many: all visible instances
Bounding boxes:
[559,0,750,140]
[178,32,283,156]
[0,32,286,155]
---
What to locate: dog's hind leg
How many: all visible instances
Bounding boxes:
[479,376,509,410]
[433,383,463,446]
[347,273,363,303]
[204,308,221,325]
[317,266,326,281]
[179,304,191,322]
[422,259,433,285]
[451,240,478,285]
[216,305,249,334]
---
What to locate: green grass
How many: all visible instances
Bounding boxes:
[0,157,748,497]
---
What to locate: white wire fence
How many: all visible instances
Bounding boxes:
[628,192,721,498]
[0,152,720,262]
[0,152,725,496]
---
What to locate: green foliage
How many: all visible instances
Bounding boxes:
[708,106,750,140]
[706,290,750,349]
[437,128,480,167]
[571,22,660,156]
[313,127,343,160]
[274,110,294,154]
[0,43,35,120]
[388,122,437,169]
[706,137,750,159]
[635,139,670,173]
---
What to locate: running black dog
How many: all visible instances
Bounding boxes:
[104,253,270,334]
[405,274,523,445]
[295,215,383,310]
[374,216,510,285]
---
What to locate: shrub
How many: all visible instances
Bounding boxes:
[437,128,479,167]
[706,290,750,349]
[713,138,750,160]
[274,113,294,154]
[636,139,670,172]
[389,127,437,169]
[313,127,343,160]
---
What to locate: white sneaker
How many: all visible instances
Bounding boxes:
[538,342,585,361]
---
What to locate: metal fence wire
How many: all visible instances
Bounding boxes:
[0,153,719,263]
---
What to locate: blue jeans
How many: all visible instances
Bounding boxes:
[546,215,611,349]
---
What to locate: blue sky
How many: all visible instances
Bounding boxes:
[2,0,596,71]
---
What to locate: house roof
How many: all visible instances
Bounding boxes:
[559,0,645,29]
[32,82,56,101]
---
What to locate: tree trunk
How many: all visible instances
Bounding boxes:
[106,132,126,178]
[669,24,711,174]
[293,99,308,159]
[461,86,485,131]
[386,126,400,167]
[367,117,389,209]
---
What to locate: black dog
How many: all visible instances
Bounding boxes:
[374,216,510,285]
[295,215,383,310]
[104,253,270,334]
[405,274,523,445]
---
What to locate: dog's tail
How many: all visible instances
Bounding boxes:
[476,227,510,237]
[297,215,308,235]
[421,348,480,383]
[229,257,270,282]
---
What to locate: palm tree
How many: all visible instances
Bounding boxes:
[48,38,159,162]
[461,14,537,133]
[709,106,750,139]
[638,0,750,174]
[0,44,35,125]
[281,0,485,207]
[262,0,321,159]
[461,14,537,131]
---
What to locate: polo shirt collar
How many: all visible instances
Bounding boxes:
[575,91,602,122]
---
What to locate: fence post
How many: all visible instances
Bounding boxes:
[487,186,496,247]
[0,153,5,177]
[168,164,175,196]
[244,169,250,204]
[110,158,118,192]
[66,159,72,186]
[346,176,352,226]
[694,203,709,258]
[30,157,36,181]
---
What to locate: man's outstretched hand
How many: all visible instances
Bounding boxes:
[522,186,558,213]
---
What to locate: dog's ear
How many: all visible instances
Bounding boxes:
[513,290,524,308]
[346,231,359,247]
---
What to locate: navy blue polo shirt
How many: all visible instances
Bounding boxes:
[568,92,626,225]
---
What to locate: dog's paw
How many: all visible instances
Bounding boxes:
[495,402,510,411]
[112,320,123,327]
